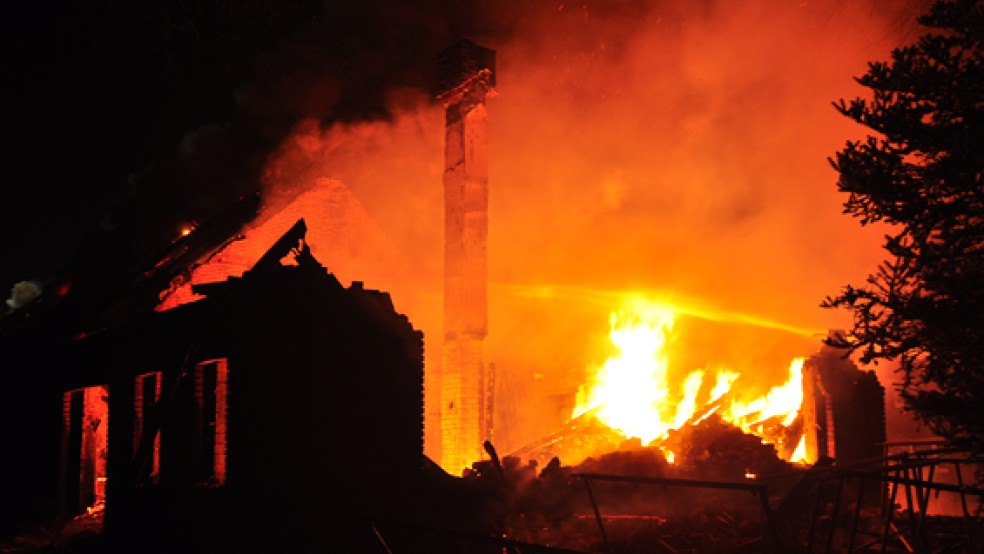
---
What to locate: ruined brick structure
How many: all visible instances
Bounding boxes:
[158,178,403,311]
[436,40,497,473]
[802,339,887,465]
[3,223,426,552]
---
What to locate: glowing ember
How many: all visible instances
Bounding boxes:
[572,298,809,463]
[661,448,676,465]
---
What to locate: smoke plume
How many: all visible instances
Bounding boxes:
[256,1,930,450]
[2,0,933,451]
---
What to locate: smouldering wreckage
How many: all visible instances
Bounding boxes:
[2,227,980,552]
[2,38,983,554]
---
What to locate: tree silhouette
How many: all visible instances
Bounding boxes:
[823,0,983,448]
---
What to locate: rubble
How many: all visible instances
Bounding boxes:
[458,428,982,553]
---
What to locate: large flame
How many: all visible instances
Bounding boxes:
[573,304,678,444]
[573,298,809,463]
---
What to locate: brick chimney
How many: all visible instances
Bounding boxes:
[436,40,496,473]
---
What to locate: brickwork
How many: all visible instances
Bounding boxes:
[158,178,402,311]
[438,41,496,472]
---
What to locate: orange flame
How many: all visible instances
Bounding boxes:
[721,358,804,431]
[573,304,679,444]
[573,298,809,463]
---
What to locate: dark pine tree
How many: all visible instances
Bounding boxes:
[823,0,983,449]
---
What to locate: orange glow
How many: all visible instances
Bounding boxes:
[179,222,197,238]
[790,434,808,464]
[662,448,676,464]
[721,358,805,432]
[573,302,676,444]
[82,386,108,515]
[62,385,109,518]
[158,2,926,468]
[572,298,809,463]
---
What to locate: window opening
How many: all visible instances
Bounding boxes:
[61,385,109,518]
[133,372,162,484]
[196,359,228,485]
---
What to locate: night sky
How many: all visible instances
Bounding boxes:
[0,0,501,293]
[3,1,290,289]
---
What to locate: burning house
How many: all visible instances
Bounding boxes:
[156,179,404,313]
[5,15,978,547]
[137,40,499,477]
[1,221,427,552]
[150,40,498,476]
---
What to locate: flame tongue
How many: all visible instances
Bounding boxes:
[722,358,805,430]
[572,299,808,463]
[574,305,677,444]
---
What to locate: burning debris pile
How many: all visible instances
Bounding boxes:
[411,296,925,552]
[511,298,811,470]
[453,432,797,553]
[423,438,982,554]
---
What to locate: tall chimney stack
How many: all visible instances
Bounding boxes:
[436,40,496,473]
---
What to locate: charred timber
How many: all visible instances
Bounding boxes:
[574,473,769,494]
[251,218,307,272]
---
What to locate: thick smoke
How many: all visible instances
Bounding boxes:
[2,0,932,453]
[485,0,929,450]
[257,0,932,452]
[121,1,516,247]
[0,1,519,287]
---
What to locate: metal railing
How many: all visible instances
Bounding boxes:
[804,448,984,553]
